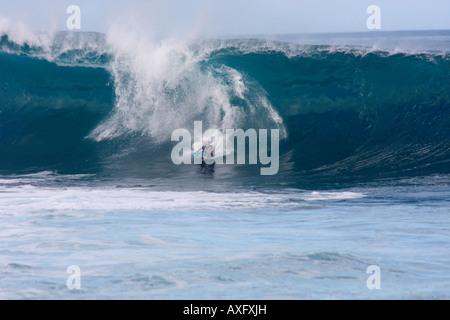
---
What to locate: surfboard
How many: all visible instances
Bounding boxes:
[192,151,203,160]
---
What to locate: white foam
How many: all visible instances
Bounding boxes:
[0,176,365,217]
[305,191,365,201]
[0,16,54,51]
[88,25,286,143]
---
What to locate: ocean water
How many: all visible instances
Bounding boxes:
[0,27,449,299]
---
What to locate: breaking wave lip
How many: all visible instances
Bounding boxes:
[2,25,449,64]
[0,27,449,179]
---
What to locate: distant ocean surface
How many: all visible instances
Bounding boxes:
[0,28,449,299]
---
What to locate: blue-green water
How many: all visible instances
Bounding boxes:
[0,30,449,299]
[0,173,449,299]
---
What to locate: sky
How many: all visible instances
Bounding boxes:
[0,0,449,36]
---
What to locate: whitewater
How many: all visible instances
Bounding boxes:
[0,24,449,299]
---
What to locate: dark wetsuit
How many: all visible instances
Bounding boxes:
[200,150,215,173]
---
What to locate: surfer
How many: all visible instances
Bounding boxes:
[196,144,215,174]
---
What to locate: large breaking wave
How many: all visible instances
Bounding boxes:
[0,28,449,181]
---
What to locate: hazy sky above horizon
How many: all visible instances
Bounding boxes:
[0,0,449,36]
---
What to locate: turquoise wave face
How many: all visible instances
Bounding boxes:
[0,33,449,180]
[210,47,450,178]
[0,48,113,172]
